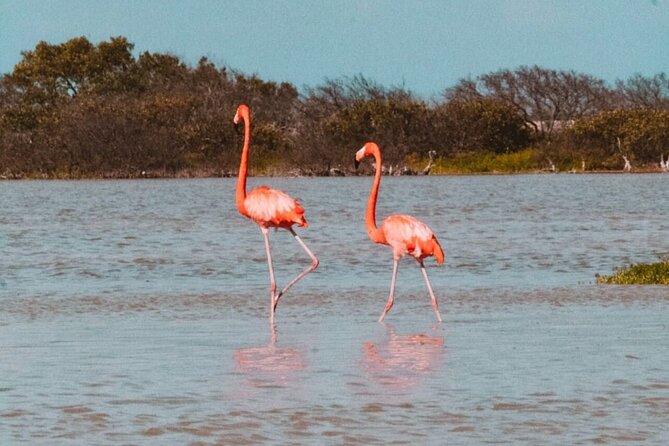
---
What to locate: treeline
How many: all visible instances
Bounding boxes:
[1,36,668,178]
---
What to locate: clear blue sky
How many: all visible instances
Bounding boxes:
[1,0,668,97]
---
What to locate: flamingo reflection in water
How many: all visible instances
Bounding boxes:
[234,322,306,388]
[361,325,445,390]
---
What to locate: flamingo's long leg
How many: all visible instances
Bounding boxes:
[379,258,399,322]
[260,227,278,320]
[419,260,442,323]
[274,228,319,311]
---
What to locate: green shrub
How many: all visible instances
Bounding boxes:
[596,261,669,285]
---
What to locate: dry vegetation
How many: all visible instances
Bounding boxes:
[2,36,669,179]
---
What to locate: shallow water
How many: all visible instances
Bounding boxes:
[1,175,668,444]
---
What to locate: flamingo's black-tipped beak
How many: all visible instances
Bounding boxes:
[233,112,241,133]
[355,147,366,169]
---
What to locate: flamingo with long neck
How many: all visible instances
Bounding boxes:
[356,142,444,322]
[234,104,319,321]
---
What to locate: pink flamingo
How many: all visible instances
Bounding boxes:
[234,104,319,320]
[355,142,444,322]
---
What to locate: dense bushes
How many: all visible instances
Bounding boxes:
[1,36,669,178]
[570,109,669,165]
[433,99,531,155]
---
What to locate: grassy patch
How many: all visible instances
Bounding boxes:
[596,261,669,285]
[413,148,540,174]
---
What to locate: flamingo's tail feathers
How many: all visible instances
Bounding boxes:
[433,237,445,266]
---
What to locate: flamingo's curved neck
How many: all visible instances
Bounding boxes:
[366,146,386,244]
[236,110,250,214]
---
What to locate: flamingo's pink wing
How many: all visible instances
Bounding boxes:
[382,215,443,264]
[244,186,307,228]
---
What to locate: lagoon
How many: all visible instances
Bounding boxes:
[1,175,668,444]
